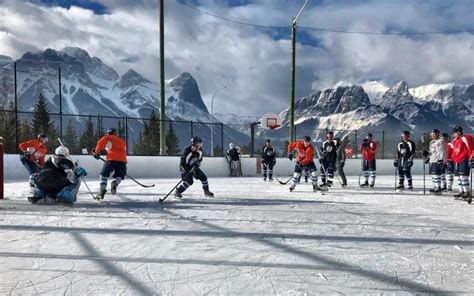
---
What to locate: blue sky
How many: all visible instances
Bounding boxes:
[2,0,474,116]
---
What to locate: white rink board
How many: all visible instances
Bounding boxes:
[5,154,429,180]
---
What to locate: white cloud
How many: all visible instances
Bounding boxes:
[0,0,473,117]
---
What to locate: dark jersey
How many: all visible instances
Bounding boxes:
[227,148,240,161]
[35,156,74,196]
[396,140,416,160]
[321,140,338,160]
[180,145,203,171]
[261,146,276,163]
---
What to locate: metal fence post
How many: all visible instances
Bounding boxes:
[382,130,385,159]
[124,116,129,155]
[14,62,18,153]
[190,121,193,138]
[220,123,224,157]
[58,67,63,139]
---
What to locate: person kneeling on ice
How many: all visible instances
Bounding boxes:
[175,137,214,199]
[19,133,49,187]
[287,136,324,192]
[30,146,87,205]
[92,127,127,201]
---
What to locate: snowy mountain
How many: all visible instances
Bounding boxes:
[262,80,473,155]
[0,47,249,153]
[213,112,257,134]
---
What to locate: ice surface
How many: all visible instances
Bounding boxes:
[0,176,473,294]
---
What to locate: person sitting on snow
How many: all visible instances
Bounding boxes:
[30,146,87,205]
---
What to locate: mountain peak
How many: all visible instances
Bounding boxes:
[116,69,149,89]
[166,72,208,112]
[0,55,13,66]
[61,47,91,60]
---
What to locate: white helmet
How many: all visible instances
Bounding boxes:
[229,143,235,149]
[55,146,70,157]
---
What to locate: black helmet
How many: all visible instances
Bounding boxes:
[431,129,440,134]
[107,127,117,135]
[303,136,311,142]
[191,136,202,145]
[402,130,410,136]
[366,133,373,138]
[265,139,271,143]
[37,133,47,139]
[453,126,463,134]
[326,131,334,136]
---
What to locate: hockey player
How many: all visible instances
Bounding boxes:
[359,133,377,188]
[92,127,127,201]
[226,143,242,177]
[394,131,416,191]
[444,133,454,192]
[319,131,337,187]
[30,146,87,205]
[450,126,473,200]
[261,139,276,181]
[422,129,446,194]
[19,133,48,187]
[175,137,214,198]
[287,136,324,192]
[335,137,347,187]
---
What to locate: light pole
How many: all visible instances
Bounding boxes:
[290,0,308,142]
[210,86,227,156]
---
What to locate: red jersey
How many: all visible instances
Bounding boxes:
[288,141,314,165]
[19,139,48,167]
[95,135,128,163]
[451,134,473,163]
[359,140,377,161]
[446,142,454,161]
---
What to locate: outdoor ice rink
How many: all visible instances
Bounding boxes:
[0,175,473,295]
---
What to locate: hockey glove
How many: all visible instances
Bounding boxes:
[296,161,304,169]
[446,161,454,172]
[393,160,399,167]
[288,153,293,161]
[339,160,345,168]
[193,161,201,168]
[74,166,87,177]
[422,150,430,157]
[407,160,413,168]
[91,148,100,160]
[424,158,430,164]
[23,152,32,159]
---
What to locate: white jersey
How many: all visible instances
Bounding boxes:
[429,138,446,163]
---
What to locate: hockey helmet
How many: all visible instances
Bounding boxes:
[431,129,440,135]
[452,126,463,134]
[366,133,373,138]
[402,130,410,136]
[229,143,235,149]
[191,136,202,145]
[303,136,311,142]
[37,133,47,139]
[107,127,117,135]
[265,139,271,143]
[55,145,70,157]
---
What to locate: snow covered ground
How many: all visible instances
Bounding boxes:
[0,175,473,295]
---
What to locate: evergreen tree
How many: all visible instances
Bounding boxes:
[133,111,160,155]
[79,116,98,153]
[165,121,180,155]
[18,118,32,145]
[64,119,79,154]
[31,93,59,151]
[0,102,18,153]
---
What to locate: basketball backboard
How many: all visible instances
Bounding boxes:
[259,112,282,130]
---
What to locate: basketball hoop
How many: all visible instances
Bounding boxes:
[260,112,282,130]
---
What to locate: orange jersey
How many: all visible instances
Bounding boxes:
[19,139,48,166]
[288,141,314,165]
[95,135,127,163]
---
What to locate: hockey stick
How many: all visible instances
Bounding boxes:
[276,176,292,185]
[95,155,155,188]
[159,167,195,203]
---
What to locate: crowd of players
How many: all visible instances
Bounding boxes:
[16,125,473,205]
